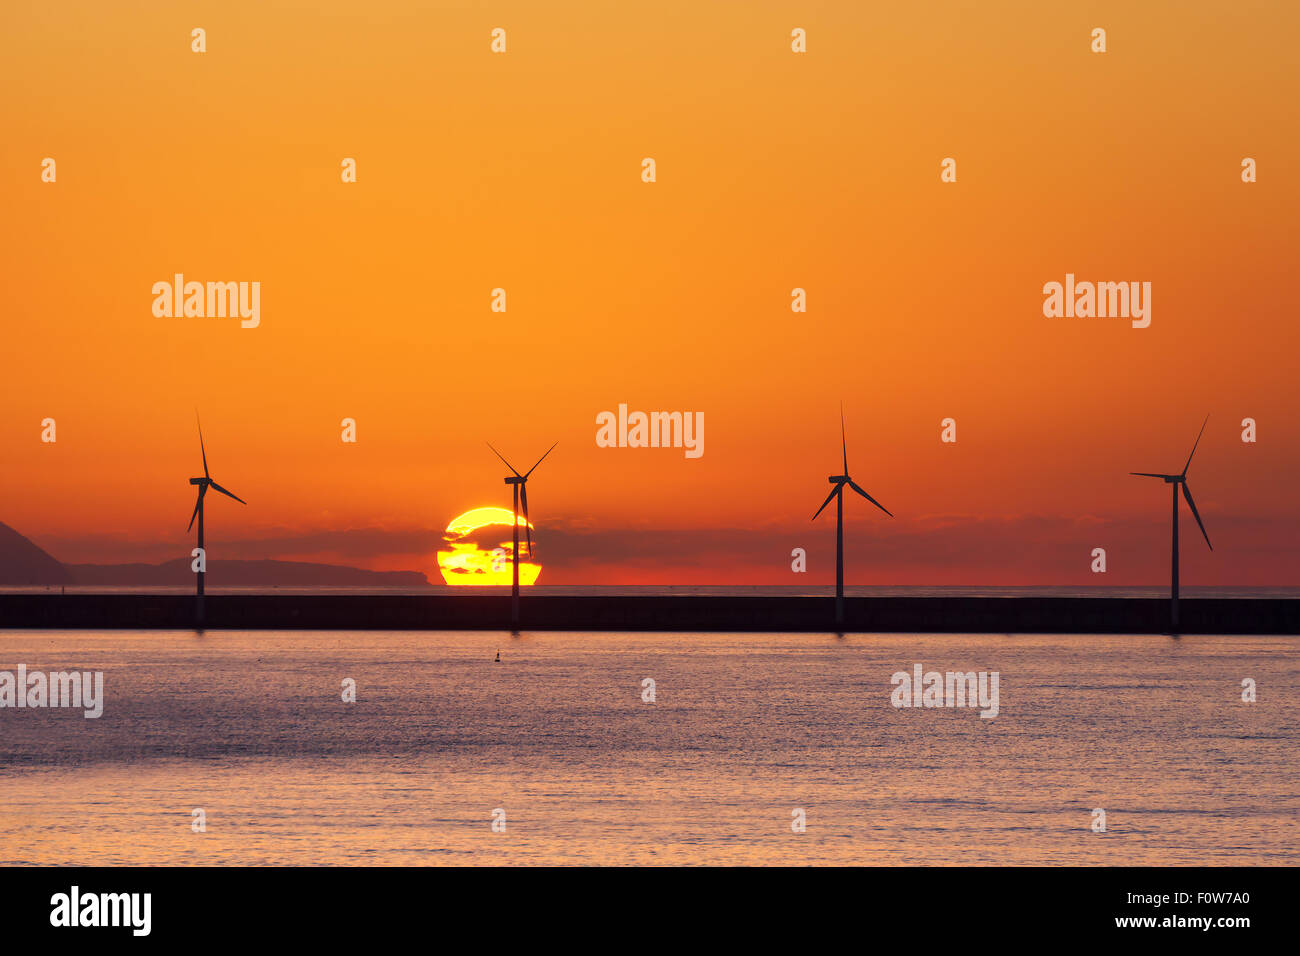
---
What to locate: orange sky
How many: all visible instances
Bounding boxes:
[1,1,1297,585]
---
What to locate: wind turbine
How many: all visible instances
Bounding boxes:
[1131,416,1212,633]
[487,441,557,628]
[812,408,892,626]
[188,417,245,617]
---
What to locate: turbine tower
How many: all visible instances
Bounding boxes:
[488,441,557,629]
[812,407,892,627]
[1131,416,1212,633]
[187,417,245,620]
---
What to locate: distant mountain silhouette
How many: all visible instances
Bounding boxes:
[0,520,429,587]
[0,522,74,585]
[67,558,428,587]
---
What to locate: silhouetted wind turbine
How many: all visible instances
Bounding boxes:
[188,417,245,619]
[812,408,892,626]
[1131,416,1212,634]
[488,441,557,629]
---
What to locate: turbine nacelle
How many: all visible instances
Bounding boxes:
[811,410,894,521]
[488,440,558,565]
[187,417,246,532]
[1130,416,1212,552]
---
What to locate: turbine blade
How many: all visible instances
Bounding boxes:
[520,483,534,560]
[524,441,558,478]
[197,413,210,479]
[1130,472,1176,479]
[186,494,201,532]
[209,481,246,505]
[812,484,840,521]
[847,479,894,517]
[1182,483,1212,551]
[840,404,848,475]
[486,443,522,477]
[1182,415,1209,476]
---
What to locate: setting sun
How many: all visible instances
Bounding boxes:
[436,507,541,586]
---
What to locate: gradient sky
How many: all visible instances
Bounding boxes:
[2,1,1298,585]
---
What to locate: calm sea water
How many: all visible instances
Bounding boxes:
[0,630,1296,865]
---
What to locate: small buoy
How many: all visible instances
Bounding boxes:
[495,649,501,662]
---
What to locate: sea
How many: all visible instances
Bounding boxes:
[0,626,1296,865]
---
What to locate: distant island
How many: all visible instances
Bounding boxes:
[0,520,429,588]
